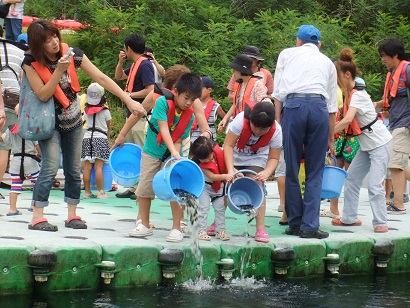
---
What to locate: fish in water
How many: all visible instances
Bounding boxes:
[174,189,199,225]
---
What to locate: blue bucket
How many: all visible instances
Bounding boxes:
[321,156,348,199]
[109,143,142,187]
[152,158,204,203]
[90,162,113,191]
[226,169,264,215]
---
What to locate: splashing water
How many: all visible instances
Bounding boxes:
[174,189,203,279]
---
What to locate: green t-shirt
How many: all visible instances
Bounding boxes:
[143,95,194,159]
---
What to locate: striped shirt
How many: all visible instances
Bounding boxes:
[0,41,24,94]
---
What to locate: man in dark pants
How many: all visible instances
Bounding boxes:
[273,25,337,239]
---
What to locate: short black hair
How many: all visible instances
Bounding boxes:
[145,46,153,53]
[378,38,407,60]
[249,100,275,128]
[190,136,213,163]
[124,33,145,54]
[174,73,202,99]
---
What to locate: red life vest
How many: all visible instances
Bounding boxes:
[85,105,108,115]
[383,60,409,109]
[191,99,216,131]
[343,89,362,137]
[125,56,150,93]
[156,96,194,145]
[236,101,276,152]
[9,123,18,134]
[233,77,258,117]
[30,43,80,109]
[199,144,227,192]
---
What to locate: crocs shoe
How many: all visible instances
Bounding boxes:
[129,223,153,237]
[255,229,270,243]
[206,222,216,236]
[166,229,183,243]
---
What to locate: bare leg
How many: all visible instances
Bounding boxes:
[390,168,406,210]
[9,192,19,214]
[138,197,151,228]
[83,161,93,196]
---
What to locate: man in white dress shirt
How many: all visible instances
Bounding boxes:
[273,25,338,239]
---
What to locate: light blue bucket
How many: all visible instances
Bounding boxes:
[90,162,113,191]
[321,156,348,199]
[226,169,264,215]
[109,143,142,187]
[153,158,204,203]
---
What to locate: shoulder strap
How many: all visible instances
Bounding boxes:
[0,41,19,80]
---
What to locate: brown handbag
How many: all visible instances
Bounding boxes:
[3,88,20,109]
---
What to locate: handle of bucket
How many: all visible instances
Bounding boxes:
[224,169,266,195]
[163,157,179,180]
[326,155,337,167]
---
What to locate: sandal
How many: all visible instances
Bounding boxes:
[52,179,60,188]
[386,204,407,215]
[28,218,58,232]
[320,208,340,219]
[255,228,270,243]
[129,223,153,237]
[206,222,216,236]
[374,225,389,233]
[65,216,87,229]
[215,230,230,241]
[198,230,211,241]
[331,218,362,226]
[180,220,188,233]
[7,210,22,216]
[83,193,97,199]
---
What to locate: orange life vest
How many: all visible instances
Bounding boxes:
[125,55,150,93]
[233,77,258,117]
[30,43,80,109]
[156,95,194,145]
[85,105,108,115]
[383,60,410,109]
[259,68,269,85]
[199,144,227,192]
[343,89,362,137]
[191,99,216,131]
[236,101,276,152]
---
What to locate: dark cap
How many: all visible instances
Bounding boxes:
[201,76,214,89]
[229,54,253,75]
[242,45,264,61]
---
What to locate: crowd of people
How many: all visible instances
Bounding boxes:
[0,21,409,243]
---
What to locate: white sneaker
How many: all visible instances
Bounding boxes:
[129,223,153,237]
[166,229,183,242]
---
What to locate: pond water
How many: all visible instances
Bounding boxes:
[1,273,409,307]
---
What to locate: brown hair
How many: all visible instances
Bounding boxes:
[27,20,63,66]
[335,48,357,97]
[162,65,190,89]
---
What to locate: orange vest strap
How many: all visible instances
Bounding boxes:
[30,43,80,109]
[125,56,148,93]
[383,60,409,109]
[343,89,362,137]
[233,77,257,117]
[191,99,216,131]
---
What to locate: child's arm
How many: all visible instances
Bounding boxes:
[217,104,234,134]
[254,147,281,182]
[216,105,226,120]
[158,120,180,159]
[223,129,240,175]
[202,168,233,182]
